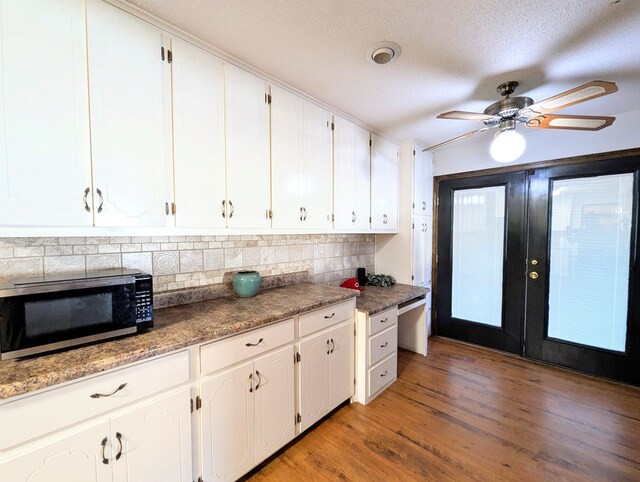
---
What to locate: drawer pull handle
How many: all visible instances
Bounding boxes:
[326,339,330,355]
[100,437,109,465]
[115,432,123,461]
[249,373,253,393]
[324,313,336,319]
[380,317,388,323]
[255,370,262,390]
[380,370,388,377]
[330,338,335,354]
[245,338,264,347]
[381,341,389,348]
[90,383,127,399]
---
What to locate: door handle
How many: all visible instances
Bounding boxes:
[221,200,226,218]
[83,187,91,212]
[96,188,104,213]
[115,432,123,461]
[529,272,539,280]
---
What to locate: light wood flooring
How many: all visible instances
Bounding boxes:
[244,336,640,481]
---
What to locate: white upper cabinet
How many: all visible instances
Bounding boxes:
[413,149,433,216]
[370,134,399,231]
[412,216,431,286]
[225,65,272,229]
[271,86,332,230]
[333,116,371,231]
[87,0,173,227]
[0,0,92,226]
[171,38,226,228]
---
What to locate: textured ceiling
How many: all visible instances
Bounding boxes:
[124,0,640,147]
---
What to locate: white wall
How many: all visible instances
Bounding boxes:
[433,109,640,176]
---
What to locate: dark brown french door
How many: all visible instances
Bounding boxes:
[436,154,640,385]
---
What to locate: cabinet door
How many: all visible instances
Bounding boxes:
[301,101,333,230]
[200,362,255,482]
[225,65,271,229]
[253,345,295,463]
[0,0,92,226]
[0,421,111,482]
[87,0,172,227]
[111,389,192,482]
[298,332,331,432]
[329,322,354,408]
[172,38,225,228]
[413,149,434,215]
[371,134,398,231]
[412,216,429,286]
[270,86,304,228]
[333,116,370,231]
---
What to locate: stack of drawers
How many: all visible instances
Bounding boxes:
[355,306,398,404]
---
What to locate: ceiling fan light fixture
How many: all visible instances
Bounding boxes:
[490,128,526,163]
[366,41,401,65]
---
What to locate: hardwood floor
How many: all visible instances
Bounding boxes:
[244,337,640,481]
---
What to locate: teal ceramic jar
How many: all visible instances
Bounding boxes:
[232,270,261,297]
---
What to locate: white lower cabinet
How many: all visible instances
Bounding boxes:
[111,389,193,482]
[0,389,192,482]
[200,344,295,481]
[0,421,111,482]
[355,306,399,404]
[298,319,354,432]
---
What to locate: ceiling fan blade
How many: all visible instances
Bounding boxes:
[523,80,618,116]
[526,114,615,131]
[437,111,498,122]
[423,127,490,151]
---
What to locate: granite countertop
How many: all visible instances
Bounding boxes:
[0,283,358,401]
[355,283,429,315]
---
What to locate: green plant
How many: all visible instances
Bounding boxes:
[365,273,396,287]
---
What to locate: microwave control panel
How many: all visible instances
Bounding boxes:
[134,276,154,324]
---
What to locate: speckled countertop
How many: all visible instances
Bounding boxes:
[0,283,358,401]
[355,283,429,315]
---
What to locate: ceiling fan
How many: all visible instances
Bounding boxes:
[425,80,618,160]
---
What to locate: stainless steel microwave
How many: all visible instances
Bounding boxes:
[0,269,153,360]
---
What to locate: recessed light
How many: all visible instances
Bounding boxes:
[366,41,401,65]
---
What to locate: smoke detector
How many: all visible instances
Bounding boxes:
[366,41,401,65]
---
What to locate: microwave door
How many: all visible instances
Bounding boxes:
[0,279,138,359]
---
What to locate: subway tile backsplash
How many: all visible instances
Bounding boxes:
[0,235,375,292]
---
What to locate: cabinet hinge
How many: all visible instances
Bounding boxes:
[190,398,194,413]
[411,275,415,281]
[369,216,372,223]
[412,202,415,209]
[167,49,173,63]
[161,46,165,61]
[268,209,273,219]
[413,149,416,156]
[295,352,301,363]
[266,93,272,104]
[195,395,202,411]
[412,222,415,229]
[331,214,335,222]
[165,202,169,215]
[171,202,176,215]
[331,122,335,131]
[369,138,372,147]
[296,413,302,424]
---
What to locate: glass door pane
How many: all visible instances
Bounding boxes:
[451,186,506,327]
[547,174,633,351]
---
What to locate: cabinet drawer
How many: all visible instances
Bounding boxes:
[200,318,294,375]
[369,326,397,366]
[368,354,397,398]
[298,300,354,338]
[368,307,398,336]
[0,350,190,451]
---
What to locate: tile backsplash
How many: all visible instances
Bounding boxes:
[0,235,375,292]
